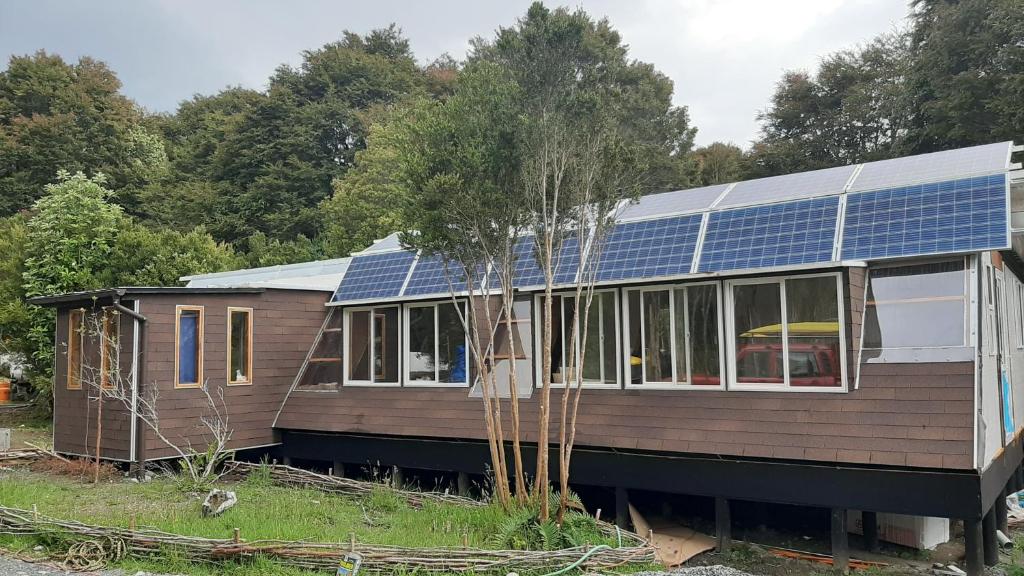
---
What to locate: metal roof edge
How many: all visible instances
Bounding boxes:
[27,286,267,306]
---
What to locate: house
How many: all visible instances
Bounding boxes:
[31,142,1024,575]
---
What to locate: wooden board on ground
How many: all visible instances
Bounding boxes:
[629,503,715,567]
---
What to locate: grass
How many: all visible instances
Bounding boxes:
[1002,532,1024,576]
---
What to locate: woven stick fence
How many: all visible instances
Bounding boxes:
[0,505,656,573]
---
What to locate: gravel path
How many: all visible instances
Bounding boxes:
[0,555,177,576]
[630,566,759,576]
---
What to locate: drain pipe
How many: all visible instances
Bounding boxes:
[112,292,147,475]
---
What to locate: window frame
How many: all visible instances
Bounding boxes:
[226,306,253,386]
[1016,280,1024,350]
[343,304,401,387]
[724,272,848,393]
[622,281,725,390]
[174,305,205,389]
[100,308,119,390]
[403,300,470,388]
[67,309,84,390]
[533,289,622,390]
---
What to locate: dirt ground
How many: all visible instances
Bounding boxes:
[0,405,51,450]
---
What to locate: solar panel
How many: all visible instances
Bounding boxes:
[841,175,1008,260]
[594,214,704,282]
[618,184,728,220]
[716,164,856,209]
[849,142,1011,193]
[331,250,416,302]
[402,254,473,297]
[512,235,580,287]
[698,196,840,273]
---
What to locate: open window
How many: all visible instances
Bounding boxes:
[405,301,468,386]
[100,308,119,390]
[175,305,204,388]
[726,273,845,390]
[67,309,84,390]
[541,290,619,388]
[624,283,722,388]
[227,307,253,385]
[344,305,399,386]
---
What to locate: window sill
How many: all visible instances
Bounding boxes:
[624,383,725,391]
[405,382,470,388]
[343,381,401,387]
[541,383,622,390]
[227,381,252,387]
[727,383,847,393]
[174,383,203,390]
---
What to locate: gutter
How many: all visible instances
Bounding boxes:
[112,292,147,473]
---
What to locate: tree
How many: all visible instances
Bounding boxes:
[99,223,241,287]
[0,52,167,215]
[693,142,744,185]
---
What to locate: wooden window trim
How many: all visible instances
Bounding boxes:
[175,305,205,389]
[100,308,119,390]
[226,307,253,386]
[67,309,84,390]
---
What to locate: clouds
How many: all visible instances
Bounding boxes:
[0,0,909,146]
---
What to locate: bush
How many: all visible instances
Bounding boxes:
[488,490,609,551]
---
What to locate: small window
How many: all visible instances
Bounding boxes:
[175,306,204,388]
[345,305,399,385]
[863,260,966,349]
[406,301,468,386]
[727,274,844,390]
[67,309,84,390]
[100,309,119,390]
[227,307,252,385]
[544,291,619,387]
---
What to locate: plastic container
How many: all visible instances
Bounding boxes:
[0,379,10,402]
[848,510,949,550]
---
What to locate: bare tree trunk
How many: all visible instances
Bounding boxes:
[94,390,102,483]
[502,291,528,503]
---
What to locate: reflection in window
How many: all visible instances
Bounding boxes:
[67,310,83,390]
[407,302,467,385]
[627,284,721,386]
[548,292,617,386]
[228,308,252,384]
[863,260,966,349]
[176,306,203,388]
[733,283,783,384]
[347,306,399,384]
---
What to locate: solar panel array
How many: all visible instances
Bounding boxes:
[841,174,1008,260]
[331,250,416,302]
[329,143,1014,303]
[699,196,840,273]
[594,214,703,281]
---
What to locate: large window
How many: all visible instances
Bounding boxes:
[543,291,619,387]
[405,301,468,386]
[863,260,966,350]
[227,307,253,385]
[345,305,399,385]
[100,308,119,390]
[727,274,844,390]
[175,306,204,388]
[67,309,84,390]
[625,283,722,388]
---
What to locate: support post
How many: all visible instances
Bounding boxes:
[614,486,629,529]
[996,486,1009,535]
[964,517,984,576]
[982,507,998,567]
[715,497,732,553]
[831,508,849,574]
[332,460,345,478]
[457,471,471,497]
[282,455,292,467]
[391,465,404,488]
[862,511,879,553]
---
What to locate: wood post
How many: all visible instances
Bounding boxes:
[457,471,471,497]
[963,517,984,576]
[614,486,629,529]
[332,460,345,478]
[830,508,849,574]
[391,465,404,488]
[982,506,998,567]
[996,486,1009,535]
[282,456,292,467]
[715,497,731,553]
[862,511,879,553]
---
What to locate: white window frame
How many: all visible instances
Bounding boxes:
[1016,279,1024,349]
[724,272,848,393]
[622,281,725,390]
[533,289,621,389]
[343,304,401,387]
[403,300,470,388]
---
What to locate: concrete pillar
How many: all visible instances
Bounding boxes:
[964,517,984,576]
[982,507,999,567]
[457,472,471,497]
[614,486,629,529]
[830,508,849,574]
[332,460,345,478]
[996,486,1009,535]
[715,497,732,553]
[862,511,879,553]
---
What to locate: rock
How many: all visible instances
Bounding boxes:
[201,489,237,517]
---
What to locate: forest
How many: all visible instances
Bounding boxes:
[0,0,1021,409]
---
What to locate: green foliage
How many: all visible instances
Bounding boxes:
[100,223,240,287]
[693,142,745,186]
[487,491,607,551]
[241,231,319,267]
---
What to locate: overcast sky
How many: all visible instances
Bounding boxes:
[0,0,911,147]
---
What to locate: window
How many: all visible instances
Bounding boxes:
[100,309,119,390]
[345,305,399,385]
[863,260,967,349]
[625,283,722,388]
[175,306,204,388]
[1017,281,1024,348]
[543,290,619,387]
[67,309,84,390]
[727,274,844,390]
[227,307,252,385]
[405,301,468,386]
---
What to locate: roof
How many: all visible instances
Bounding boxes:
[330,141,1019,306]
[181,258,351,292]
[27,287,265,306]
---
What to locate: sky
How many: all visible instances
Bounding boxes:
[0,0,911,148]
